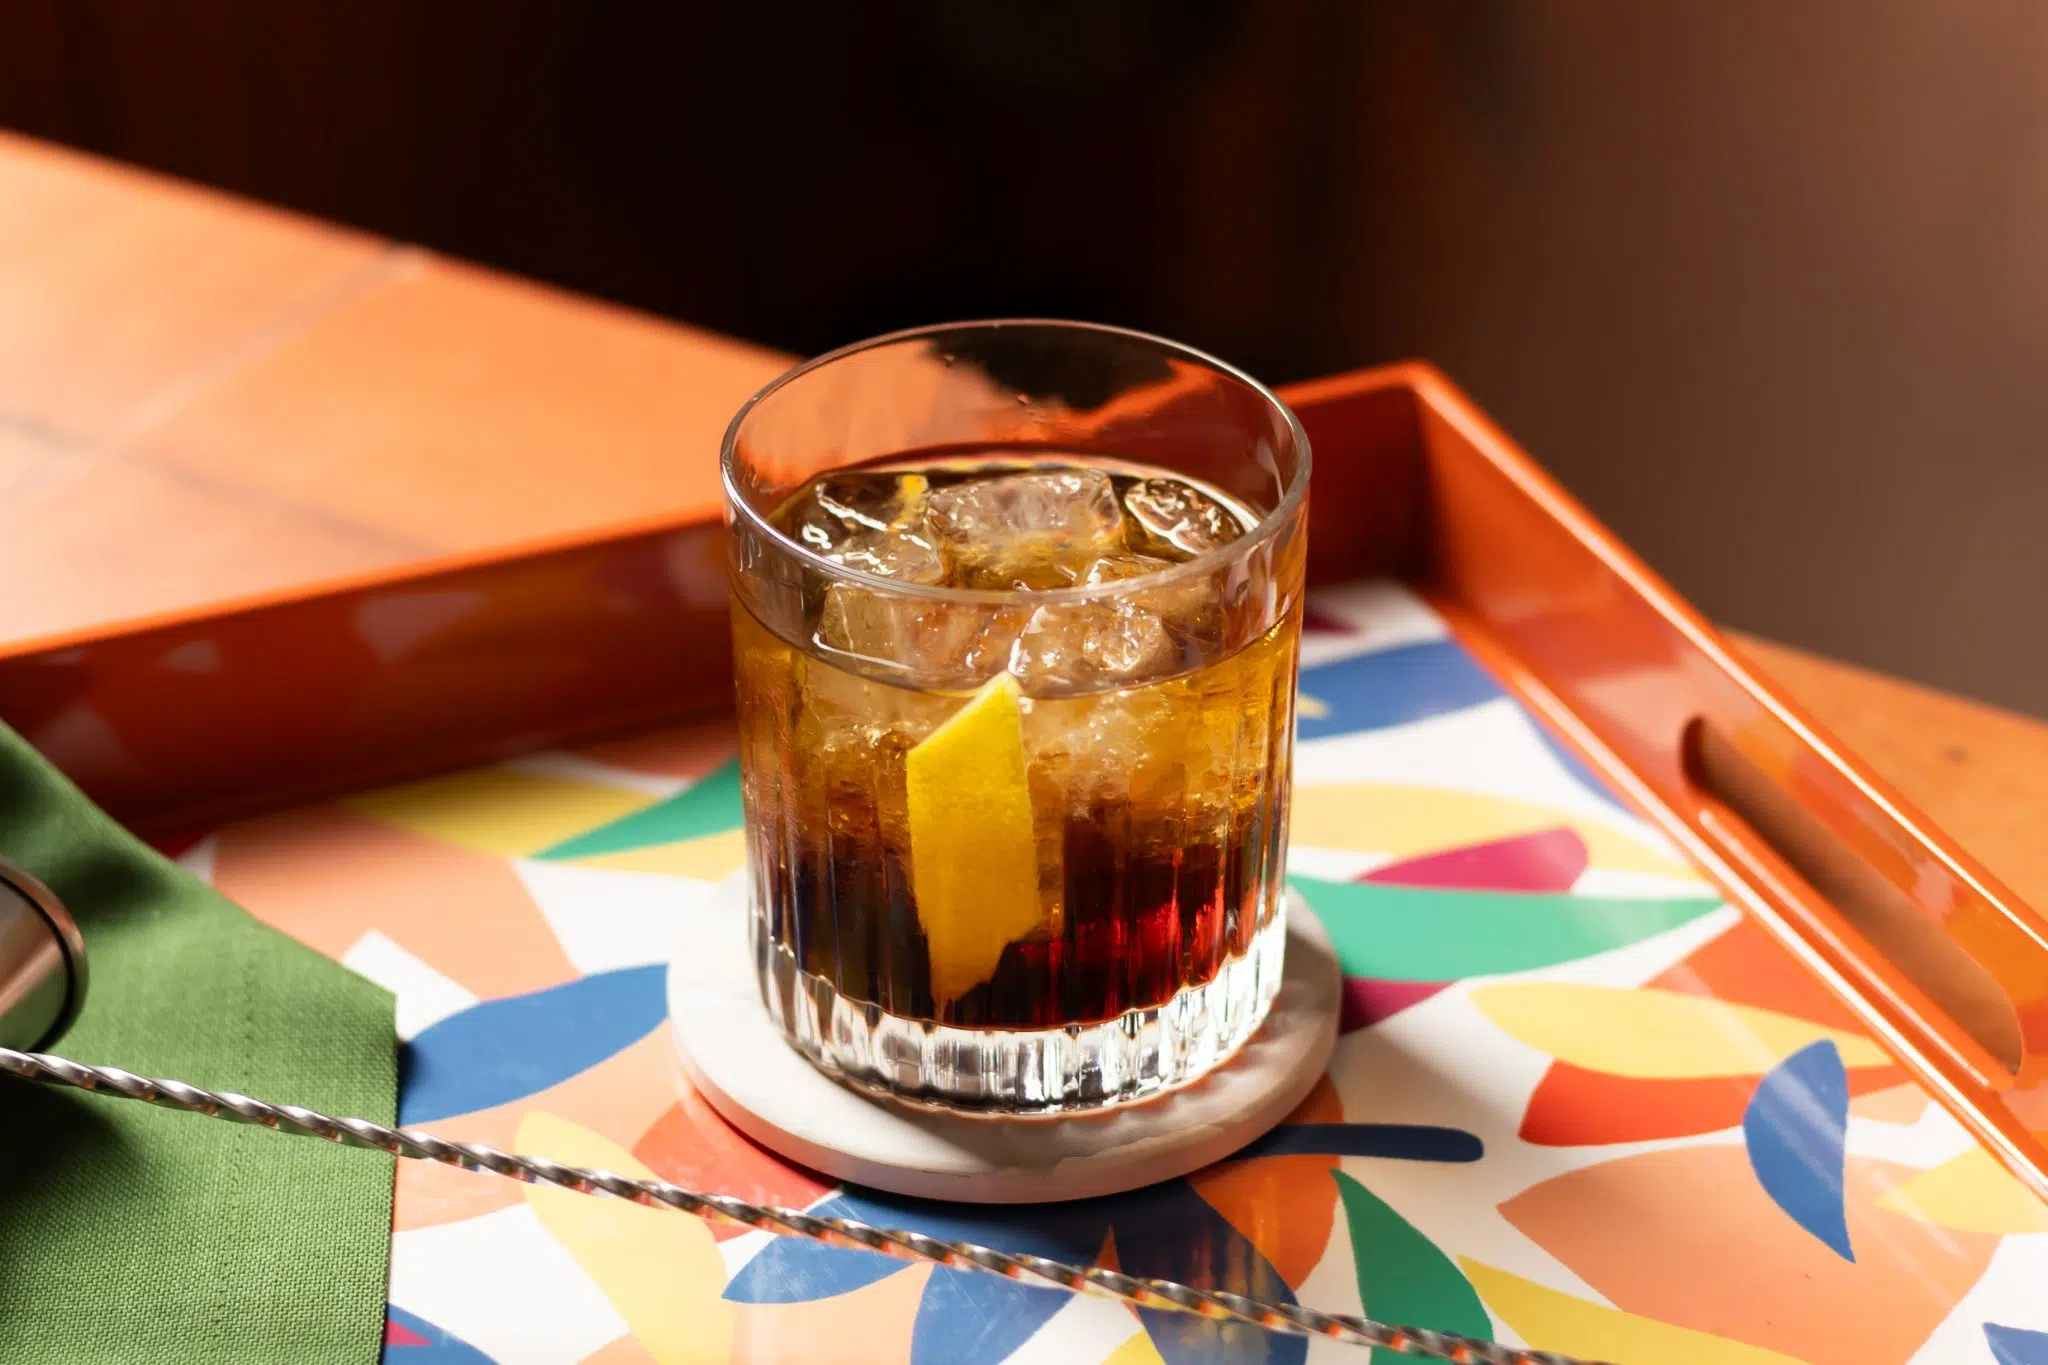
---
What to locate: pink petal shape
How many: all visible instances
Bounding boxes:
[383,1317,430,1347]
[1362,827,1589,893]
[1342,978,1449,1031]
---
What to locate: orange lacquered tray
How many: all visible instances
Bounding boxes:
[3,361,2043,1218]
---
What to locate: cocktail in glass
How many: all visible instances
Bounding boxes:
[722,321,1308,1113]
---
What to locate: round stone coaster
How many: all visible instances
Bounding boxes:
[668,879,1340,1204]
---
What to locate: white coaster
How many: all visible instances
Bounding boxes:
[668,878,1341,1203]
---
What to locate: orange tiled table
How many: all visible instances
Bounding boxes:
[1,129,2043,919]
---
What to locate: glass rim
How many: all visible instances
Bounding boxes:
[718,317,1312,606]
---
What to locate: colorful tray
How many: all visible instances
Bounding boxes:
[164,579,2048,1364]
[6,362,2046,1360]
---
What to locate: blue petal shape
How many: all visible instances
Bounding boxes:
[398,965,667,1124]
[1105,1182,1308,1365]
[383,1305,497,1362]
[912,1262,1070,1365]
[728,1184,1308,1363]
[725,1189,1103,1309]
[1988,1323,2048,1365]
[1742,1039,1854,1261]
[722,1195,910,1304]
[1296,640,1504,741]
[1234,1123,1483,1163]
[538,760,743,859]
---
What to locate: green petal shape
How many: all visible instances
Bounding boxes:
[1293,876,1719,981]
[1334,1172,1493,1363]
[538,760,743,860]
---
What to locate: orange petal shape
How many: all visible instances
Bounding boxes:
[1460,1259,1803,1364]
[1500,1146,1998,1364]
[1190,1075,1344,1283]
[1470,983,1890,1078]
[1874,1146,2048,1235]
[1520,1060,1908,1147]
[1187,1156,1339,1287]
[633,1077,831,1242]
[397,1028,681,1232]
[1649,917,1868,1032]
[518,1110,733,1365]
[1520,915,1921,1146]
[581,1338,661,1365]
[728,1264,929,1365]
[214,803,576,1001]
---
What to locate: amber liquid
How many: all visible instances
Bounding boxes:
[732,455,1298,1030]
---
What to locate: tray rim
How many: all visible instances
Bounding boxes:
[4,358,2041,1201]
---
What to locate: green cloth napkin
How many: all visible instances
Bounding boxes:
[0,723,397,1362]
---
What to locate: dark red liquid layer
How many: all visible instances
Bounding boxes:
[764,792,1284,1028]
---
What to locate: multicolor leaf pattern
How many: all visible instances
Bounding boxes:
[1514,917,1912,1146]
[1875,1145,2048,1235]
[1301,881,1721,982]
[1360,827,1589,894]
[1742,1041,1855,1260]
[726,1184,1304,1365]
[517,1111,733,1364]
[185,579,2046,1364]
[725,1120,1484,1365]
[1286,783,1698,880]
[1294,639,1504,739]
[1334,1175,1490,1363]
[398,965,669,1125]
[381,1306,495,1362]
[1498,1147,2000,1363]
[1988,1323,2048,1365]
[1460,1261,1805,1364]
[539,760,745,860]
[1469,983,1890,1078]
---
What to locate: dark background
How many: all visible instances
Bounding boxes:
[3,0,2043,712]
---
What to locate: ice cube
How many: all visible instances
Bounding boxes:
[1009,599,1180,692]
[785,472,932,553]
[1080,553,1177,585]
[821,528,948,584]
[924,468,1125,588]
[814,583,1023,689]
[1122,477,1243,558]
[1075,552,1225,648]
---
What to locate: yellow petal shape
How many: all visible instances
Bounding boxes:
[346,768,656,858]
[1102,1329,1169,1365]
[906,672,1046,1005]
[1460,1259,1804,1365]
[574,829,750,881]
[517,1110,732,1365]
[1290,783,1700,881]
[1469,982,1890,1078]
[1874,1145,2048,1234]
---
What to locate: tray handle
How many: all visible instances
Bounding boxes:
[1681,717,2048,1094]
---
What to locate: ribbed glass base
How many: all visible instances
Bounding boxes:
[751,901,1288,1115]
